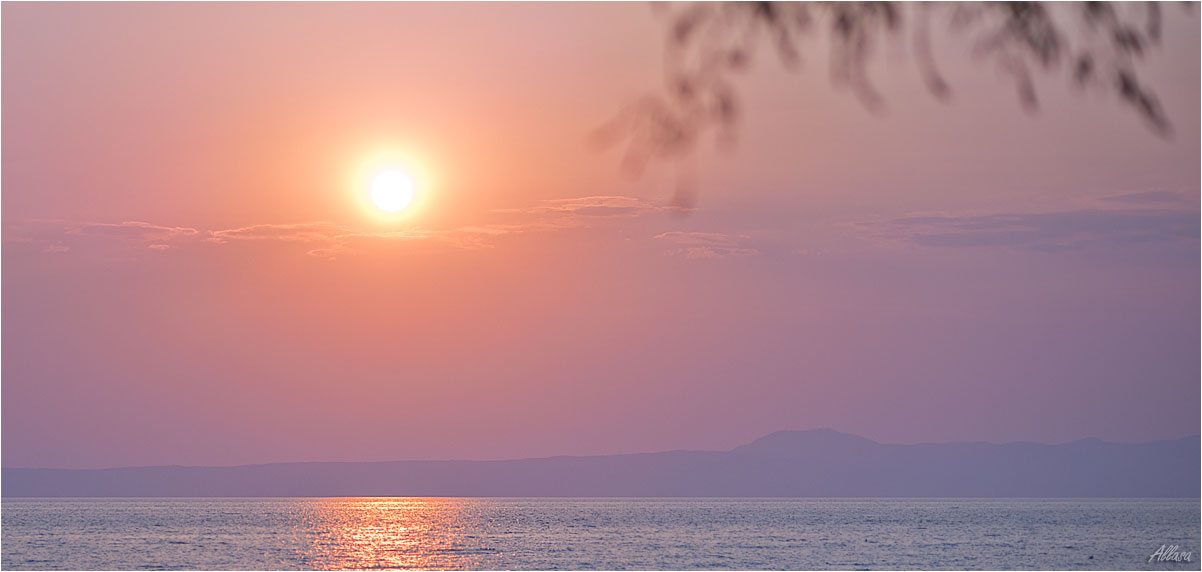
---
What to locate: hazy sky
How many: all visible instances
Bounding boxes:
[3,3,1199,469]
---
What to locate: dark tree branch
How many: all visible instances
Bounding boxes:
[595,2,1188,176]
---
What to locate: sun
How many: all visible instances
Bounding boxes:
[370,170,415,213]
[351,150,432,220]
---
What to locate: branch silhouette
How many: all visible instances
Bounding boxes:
[594,2,1187,177]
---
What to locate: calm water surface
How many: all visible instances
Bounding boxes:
[2,498,1198,570]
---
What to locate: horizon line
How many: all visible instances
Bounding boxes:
[6,428,1199,472]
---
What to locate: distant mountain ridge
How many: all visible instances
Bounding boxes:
[4,429,1198,497]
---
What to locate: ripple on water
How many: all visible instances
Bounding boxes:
[1,498,1198,570]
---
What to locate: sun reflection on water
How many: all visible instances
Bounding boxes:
[292,498,502,571]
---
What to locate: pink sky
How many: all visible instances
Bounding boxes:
[3,3,1199,469]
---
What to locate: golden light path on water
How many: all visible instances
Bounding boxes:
[2,498,1199,569]
[292,498,498,570]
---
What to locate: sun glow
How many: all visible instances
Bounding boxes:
[351,150,433,222]
[370,170,415,213]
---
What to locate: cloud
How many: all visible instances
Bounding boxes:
[265,196,672,258]
[1097,190,1192,205]
[654,231,759,259]
[72,221,200,242]
[339,227,502,252]
[13,195,695,259]
[5,220,202,256]
[863,208,1199,252]
[206,223,550,259]
[200,196,652,257]
[498,195,687,219]
[206,222,349,244]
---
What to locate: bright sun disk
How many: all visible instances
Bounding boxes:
[370,170,415,213]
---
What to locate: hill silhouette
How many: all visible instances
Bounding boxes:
[4,429,1197,497]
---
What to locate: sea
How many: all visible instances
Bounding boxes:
[2,498,1198,570]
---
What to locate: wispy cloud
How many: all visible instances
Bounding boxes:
[206,222,561,259]
[654,231,759,259]
[861,208,1198,252]
[9,195,703,259]
[201,195,672,257]
[1096,190,1193,206]
[4,220,204,256]
[498,195,687,219]
[308,227,512,258]
[71,221,200,242]
[207,222,347,244]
